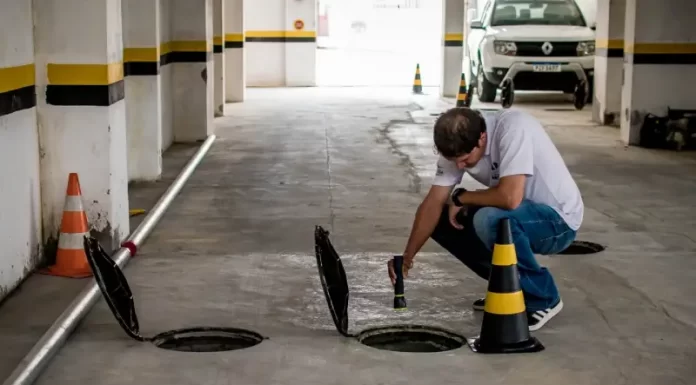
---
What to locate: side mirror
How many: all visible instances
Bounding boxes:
[470,21,484,29]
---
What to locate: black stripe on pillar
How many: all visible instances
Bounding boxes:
[124,62,160,76]
[632,53,696,65]
[596,48,624,58]
[46,80,125,106]
[164,51,213,63]
[0,85,36,117]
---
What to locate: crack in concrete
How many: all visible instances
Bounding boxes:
[659,303,696,331]
[377,116,423,194]
[324,123,335,232]
[580,262,696,334]
[572,282,634,385]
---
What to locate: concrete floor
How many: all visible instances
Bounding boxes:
[2,87,696,384]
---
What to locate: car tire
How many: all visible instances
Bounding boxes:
[476,61,497,103]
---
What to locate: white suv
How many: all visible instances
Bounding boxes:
[467,0,596,108]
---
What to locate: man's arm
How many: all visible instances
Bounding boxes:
[455,175,526,210]
[457,119,534,211]
[402,184,453,262]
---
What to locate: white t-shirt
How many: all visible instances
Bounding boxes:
[433,108,584,231]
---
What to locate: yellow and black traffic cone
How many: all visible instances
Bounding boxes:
[467,218,545,354]
[412,64,423,94]
[456,72,471,107]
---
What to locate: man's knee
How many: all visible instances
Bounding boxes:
[472,206,508,248]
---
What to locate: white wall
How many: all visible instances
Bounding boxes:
[316,1,442,86]
[245,0,316,86]
[0,0,42,300]
[285,0,316,86]
[245,0,286,86]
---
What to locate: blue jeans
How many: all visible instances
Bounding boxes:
[430,199,576,312]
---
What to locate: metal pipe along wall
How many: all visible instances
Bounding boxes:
[3,134,217,385]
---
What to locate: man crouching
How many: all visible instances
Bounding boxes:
[387,107,584,331]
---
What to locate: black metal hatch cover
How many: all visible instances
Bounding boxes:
[84,236,146,342]
[314,226,350,337]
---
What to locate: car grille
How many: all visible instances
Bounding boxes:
[514,41,579,57]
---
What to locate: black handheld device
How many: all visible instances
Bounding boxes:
[393,255,407,310]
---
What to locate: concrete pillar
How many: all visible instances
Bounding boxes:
[592,0,625,126]
[285,0,317,86]
[245,0,316,87]
[620,0,696,145]
[0,0,42,295]
[170,0,214,142]
[122,0,163,182]
[159,0,174,150]
[213,0,226,115]
[33,0,130,251]
[441,0,465,98]
[224,0,244,102]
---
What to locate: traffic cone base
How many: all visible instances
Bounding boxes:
[40,173,93,279]
[468,218,544,354]
[468,334,543,354]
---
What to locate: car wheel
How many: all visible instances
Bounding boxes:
[476,61,497,103]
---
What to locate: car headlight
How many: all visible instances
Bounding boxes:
[577,41,595,56]
[493,41,517,56]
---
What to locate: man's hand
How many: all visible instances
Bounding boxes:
[387,255,414,285]
[448,203,464,230]
[388,184,454,286]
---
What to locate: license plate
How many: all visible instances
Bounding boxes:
[532,64,561,72]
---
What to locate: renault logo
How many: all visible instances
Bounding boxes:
[541,42,553,55]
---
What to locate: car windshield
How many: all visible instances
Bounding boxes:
[490,0,586,27]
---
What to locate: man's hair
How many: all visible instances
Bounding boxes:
[433,107,487,158]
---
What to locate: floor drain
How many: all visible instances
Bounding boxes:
[152,327,264,352]
[557,240,605,255]
[356,325,465,353]
[314,226,466,353]
[83,237,267,353]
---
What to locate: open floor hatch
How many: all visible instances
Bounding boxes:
[83,237,266,352]
[313,226,466,353]
[558,240,606,255]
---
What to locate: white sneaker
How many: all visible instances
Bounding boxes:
[527,299,563,331]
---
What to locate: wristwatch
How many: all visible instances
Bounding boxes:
[451,187,466,207]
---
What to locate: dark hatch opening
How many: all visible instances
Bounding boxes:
[83,236,265,352]
[357,325,465,353]
[151,327,263,352]
[557,240,606,255]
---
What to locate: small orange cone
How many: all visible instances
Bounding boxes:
[41,173,93,278]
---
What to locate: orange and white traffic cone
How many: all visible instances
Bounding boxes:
[41,173,93,278]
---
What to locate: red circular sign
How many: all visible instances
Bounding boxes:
[294,19,304,30]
